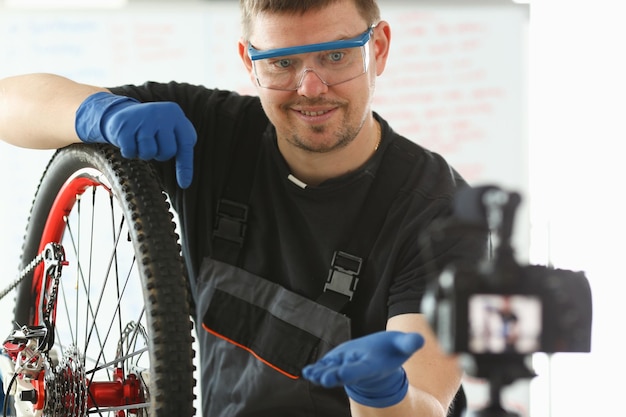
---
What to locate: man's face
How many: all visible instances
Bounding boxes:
[240,1,386,155]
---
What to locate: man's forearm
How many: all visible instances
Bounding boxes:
[0,73,107,148]
[349,384,449,417]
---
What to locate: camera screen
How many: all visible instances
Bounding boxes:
[468,294,541,354]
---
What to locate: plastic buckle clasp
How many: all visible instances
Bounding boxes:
[323,251,362,300]
[214,199,249,246]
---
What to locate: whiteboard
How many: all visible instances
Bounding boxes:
[0,2,529,413]
[0,2,529,184]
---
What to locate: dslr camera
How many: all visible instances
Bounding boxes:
[421,185,592,416]
[423,185,592,356]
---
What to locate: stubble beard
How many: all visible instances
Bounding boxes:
[291,125,354,153]
[288,111,367,154]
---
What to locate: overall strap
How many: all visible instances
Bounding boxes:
[212,102,268,265]
[317,137,419,312]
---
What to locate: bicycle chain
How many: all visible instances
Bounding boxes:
[0,242,66,305]
[0,245,48,302]
[36,245,87,417]
[0,243,76,415]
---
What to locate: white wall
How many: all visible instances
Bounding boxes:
[527,1,626,416]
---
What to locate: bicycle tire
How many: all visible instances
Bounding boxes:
[11,143,196,417]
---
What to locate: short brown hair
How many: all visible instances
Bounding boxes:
[239,0,380,40]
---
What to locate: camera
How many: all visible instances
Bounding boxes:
[421,185,593,416]
[422,185,592,356]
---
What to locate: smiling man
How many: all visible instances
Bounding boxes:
[0,1,486,416]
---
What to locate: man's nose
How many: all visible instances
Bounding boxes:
[296,69,329,96]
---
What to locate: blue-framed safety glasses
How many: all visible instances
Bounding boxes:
[248,26,374,91]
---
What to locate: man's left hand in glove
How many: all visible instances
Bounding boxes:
[302,331,425,408]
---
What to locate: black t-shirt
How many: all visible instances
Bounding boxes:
[109,81,483,338]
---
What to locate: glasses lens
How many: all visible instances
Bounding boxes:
[253,44,369,91]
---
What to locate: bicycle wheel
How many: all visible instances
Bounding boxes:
[9,144,195,417]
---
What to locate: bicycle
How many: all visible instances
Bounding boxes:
[0,144,196,417]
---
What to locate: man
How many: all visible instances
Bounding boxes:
[0,1,484,416]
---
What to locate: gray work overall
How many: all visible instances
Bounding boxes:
[197,259,352,416]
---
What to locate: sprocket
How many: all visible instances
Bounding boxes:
[44,346,88,417]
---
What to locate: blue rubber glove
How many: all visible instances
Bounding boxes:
[302,331,424,408]
[75,91,197,188]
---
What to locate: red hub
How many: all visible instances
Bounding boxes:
[28,367,144,415]
[86,368,144,414]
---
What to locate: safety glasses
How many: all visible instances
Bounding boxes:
[248,27,374,91]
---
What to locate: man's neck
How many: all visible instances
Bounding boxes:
[277,119,381,187]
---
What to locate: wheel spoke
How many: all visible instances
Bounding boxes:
[82,215,127,364]
[86,346,149,376]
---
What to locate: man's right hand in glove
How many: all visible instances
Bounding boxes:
[75,91,197,189]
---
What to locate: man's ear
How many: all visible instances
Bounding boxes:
[372,21,391,76]
[238,39,256,84]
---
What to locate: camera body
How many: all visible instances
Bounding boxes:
[423,186,592,358]
[430,257,592,356]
